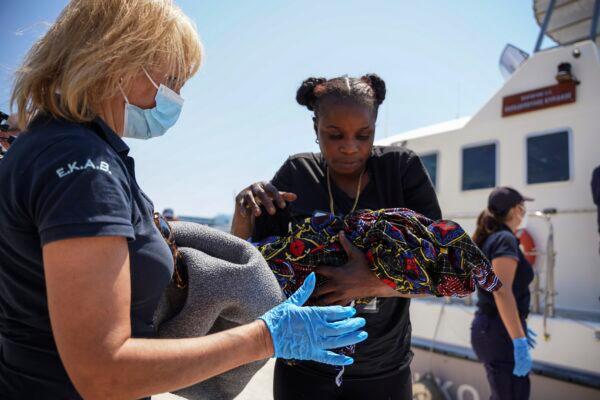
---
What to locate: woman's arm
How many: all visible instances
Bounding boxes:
[314,232,430,305]
[230,203,255,239]
[44,236,274,400]
[45,236,366,399]
[491,256,526,339]
[231,181,296,239]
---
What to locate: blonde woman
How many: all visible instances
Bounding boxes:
[0,1,367,399]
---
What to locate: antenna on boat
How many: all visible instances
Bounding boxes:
[383,102,389,138]
[499,44,529,80]
[455,81,461,118]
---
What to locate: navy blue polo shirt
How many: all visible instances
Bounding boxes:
[0,115,173,399]
[476,226,534,318]
[592,165,600,233]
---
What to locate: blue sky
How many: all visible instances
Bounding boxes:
[1,1,554,217]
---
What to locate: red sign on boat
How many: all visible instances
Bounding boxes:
[502,81,576,117]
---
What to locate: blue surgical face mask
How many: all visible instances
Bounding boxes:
[119,68,184,139]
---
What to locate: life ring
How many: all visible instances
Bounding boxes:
[516,228,537,266]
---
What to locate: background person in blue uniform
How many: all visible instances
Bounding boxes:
[471,187,537,400]
[231,75,442,400]
[0,1,368,399]
[592,165,600,254]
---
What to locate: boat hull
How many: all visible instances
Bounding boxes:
[411,345,600,400]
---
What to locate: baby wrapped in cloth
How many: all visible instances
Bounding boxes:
[255,208,500,385]
[256,208,500,300]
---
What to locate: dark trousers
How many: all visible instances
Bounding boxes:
[273,359,412,400]
[471,312,530,400]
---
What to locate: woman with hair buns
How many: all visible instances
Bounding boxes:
[0,1,368,399]
[232,75,442,399]
[471,187,537,400]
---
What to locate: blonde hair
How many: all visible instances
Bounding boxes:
[11,0,202,129]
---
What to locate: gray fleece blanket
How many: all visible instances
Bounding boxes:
[153,221,285,400]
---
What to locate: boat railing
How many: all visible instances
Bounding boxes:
[531,209,557,338]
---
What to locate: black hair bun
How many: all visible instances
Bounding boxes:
[296,77,326,111]
[362,74,386,105]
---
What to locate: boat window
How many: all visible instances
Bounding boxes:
[420,153,438,190]
[462,143,496,191]
[527,131,570,184]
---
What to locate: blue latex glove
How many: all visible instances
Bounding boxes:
[526,327,537,348]
[259,272,368,366]
[512,337,532,377]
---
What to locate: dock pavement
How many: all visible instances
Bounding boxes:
[154,359,275,400]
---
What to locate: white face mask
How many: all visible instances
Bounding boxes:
[517,208,528,230]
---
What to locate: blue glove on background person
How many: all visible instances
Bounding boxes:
[259,272,368,366]
[512,337,532,376]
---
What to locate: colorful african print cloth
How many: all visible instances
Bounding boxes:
[255,208,500,301]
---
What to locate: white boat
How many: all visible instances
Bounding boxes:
[376,1,600,399]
